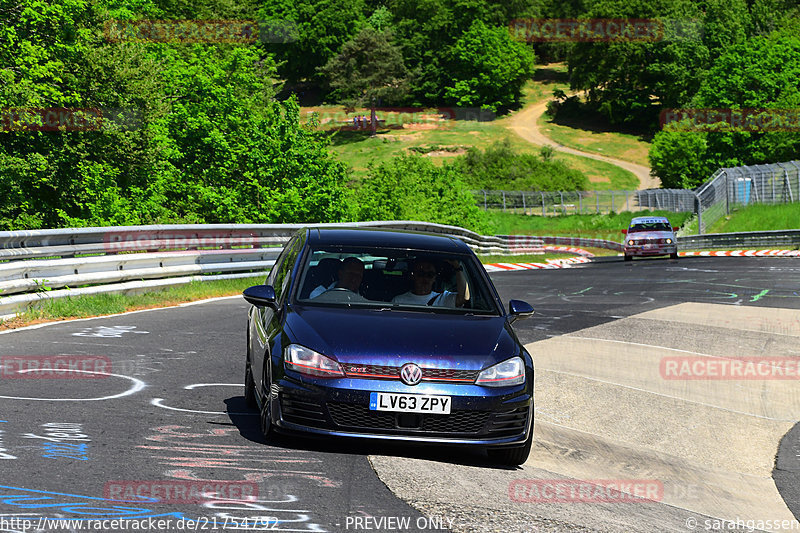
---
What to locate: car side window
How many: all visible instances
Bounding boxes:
[273,237,303,306]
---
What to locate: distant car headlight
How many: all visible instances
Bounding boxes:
[628,240,634,246]
[666,238,673,244]
[285,344,344,378]
[475,356,525,387]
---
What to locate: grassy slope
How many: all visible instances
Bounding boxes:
[537,108,653,167]
[316,64,639,190]
[707,202,800,233]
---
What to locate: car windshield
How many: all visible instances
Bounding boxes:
[294,246,500,315]
[628,221,672,233]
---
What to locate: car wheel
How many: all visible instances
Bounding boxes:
[624,254,632,262]
[244,353,257,409]
[260,371,274,441]
[488,428,534,466]
[670,252,678,260]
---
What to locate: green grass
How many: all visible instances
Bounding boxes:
[487,209,695,240]
[537,109,652,167]
[706,202,800,234]
[1,276,266,330]
[317,64,639,190]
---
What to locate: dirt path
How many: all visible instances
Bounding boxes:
[509,99,661,190]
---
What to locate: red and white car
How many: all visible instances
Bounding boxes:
[622,216,678,261]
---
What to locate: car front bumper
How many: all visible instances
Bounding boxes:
[624,245,677,257]
[270,376,533,446]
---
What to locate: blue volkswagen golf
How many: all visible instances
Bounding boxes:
[242,228,535,465]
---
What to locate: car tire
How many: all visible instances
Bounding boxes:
[244,355,257,409]
[260,371,274,441]
[624,255,632,262]
[488,428,534,466]
[670,252,678,260]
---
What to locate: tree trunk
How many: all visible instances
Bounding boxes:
[370,105,377,136]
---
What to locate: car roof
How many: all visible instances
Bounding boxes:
[630,216,670,224]
[305,228,471,253]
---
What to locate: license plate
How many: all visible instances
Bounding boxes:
[369,392,451,414]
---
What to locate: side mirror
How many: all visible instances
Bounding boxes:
[243,285,277,309]
[508,300,534,323]
[672,226,679,232]
[621,229,628,235]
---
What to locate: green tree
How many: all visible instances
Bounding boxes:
[319,26,408,134]
[443,20,535,112]
[650,23,800,187]
[258,0,367,86]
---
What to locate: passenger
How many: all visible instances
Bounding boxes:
[311,257,365,299]
[392,259,467,307]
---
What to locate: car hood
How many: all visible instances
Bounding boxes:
[625,231,675,241]
[285,305,517,371]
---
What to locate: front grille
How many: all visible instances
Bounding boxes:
[328,402,395,429]
[341,364,479,383]
[633,238,668,245]
[280,393,326,427]
[422,411,489,433]
[422,368,476,381]
[328,402,490,434]
[488,406,529,437]
[342,364,399,379]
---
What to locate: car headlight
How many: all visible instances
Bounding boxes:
[628,240,634,246]
[285,344,344,378]
[475,356,525,387]
[666,238,673,244]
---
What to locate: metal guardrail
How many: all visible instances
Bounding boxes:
[677,229,800,251]
[0,222,796,320]
[0,221,510,319]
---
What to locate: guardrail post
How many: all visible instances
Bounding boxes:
[611,191,614,213]
[596,193,599,213]
[502,191,506,211]
[541,192,545,216]
[522,192,526,214]
[695,193,703,235]
[482,190,487,210]
[578,192,582,214]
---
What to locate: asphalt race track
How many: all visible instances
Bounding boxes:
[0,255,798,533]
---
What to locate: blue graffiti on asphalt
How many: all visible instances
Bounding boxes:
[0,485,186,520]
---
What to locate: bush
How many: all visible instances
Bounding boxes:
[349,155,492,234]
[456,139,589,191]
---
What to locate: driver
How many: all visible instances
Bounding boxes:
[392,259,467,307]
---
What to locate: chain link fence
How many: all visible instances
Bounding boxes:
[472,189,688,216]
[695,161,800,233]
[474,160,800,234]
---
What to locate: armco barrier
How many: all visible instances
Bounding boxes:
[677,229,800,251]
[0,221,510,319]
[0,222,796,320]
